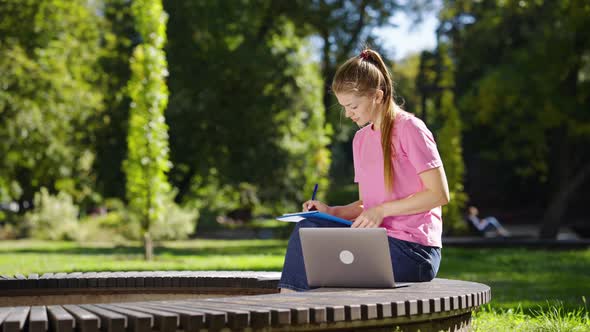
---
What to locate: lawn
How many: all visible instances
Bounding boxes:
[1,239,589,331]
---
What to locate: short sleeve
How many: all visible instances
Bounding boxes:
[400,116,443,174]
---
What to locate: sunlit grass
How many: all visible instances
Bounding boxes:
[0,239,288,274]
[473,301,590,331]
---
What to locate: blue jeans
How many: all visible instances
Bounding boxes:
[278,218,442,291]
[481,217,503,232]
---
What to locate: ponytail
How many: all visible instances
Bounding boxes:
[361,50,396,193]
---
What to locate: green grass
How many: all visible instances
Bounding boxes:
[1,239,589,330]
[0,239,288,273]
[473,302,589,332]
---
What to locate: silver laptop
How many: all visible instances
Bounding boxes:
[299,228,395,288]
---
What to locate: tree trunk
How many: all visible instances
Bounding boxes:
[321,31,333,123]
[144,232,153,261]
[539,161,590,239]
[541,37,586,239]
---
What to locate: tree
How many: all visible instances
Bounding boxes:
[440,0,590,238]
[164,1,331,220]
[434,44,468,233]
[0,0,104,211]
[95,0,135,200]
[124,0,171,260]
[414,38,468,234]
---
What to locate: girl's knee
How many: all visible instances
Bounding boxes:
[298,219,317,228]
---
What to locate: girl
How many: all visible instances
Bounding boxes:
[278,48,449,292]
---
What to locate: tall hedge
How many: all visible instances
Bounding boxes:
[123,0,171,259]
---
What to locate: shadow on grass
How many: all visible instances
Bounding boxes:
[0,244,287,257]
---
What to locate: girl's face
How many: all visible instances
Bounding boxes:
[335,91,383,127]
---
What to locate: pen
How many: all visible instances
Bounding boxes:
[308,183,319,211]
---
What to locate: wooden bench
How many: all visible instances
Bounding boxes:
[0,271,490,331]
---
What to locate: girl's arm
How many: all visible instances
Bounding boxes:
[302,184,364,220]
[328,200,363,220]
[352,166,450,228]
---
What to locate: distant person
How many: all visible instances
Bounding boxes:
[466,206,510,237]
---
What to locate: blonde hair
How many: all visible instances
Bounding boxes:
[331,48,397,192]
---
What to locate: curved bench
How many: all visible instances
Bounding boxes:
[0,271,491,331]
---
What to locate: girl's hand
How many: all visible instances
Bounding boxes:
[302,200,330,213]
[352,206,384,228]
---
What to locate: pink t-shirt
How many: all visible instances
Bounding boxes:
[352,110,443,247]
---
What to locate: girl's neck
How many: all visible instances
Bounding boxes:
[371,103,400,131]
[371,119,381,131]
[370,104,387,130]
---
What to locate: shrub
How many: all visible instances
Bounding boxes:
[76,198,141,243]
[149,196,198,241]
[27,188,79,240]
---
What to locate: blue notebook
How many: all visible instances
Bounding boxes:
[276,211,353,226]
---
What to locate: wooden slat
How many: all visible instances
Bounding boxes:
[198,296,314,324]
[178,275,193,288]
[64,273,83,288]
[361,304,378,320]
[140,302,218,331]
[143,273,156,288]
[0,307,13,326]
[196,298,281,327]
[39,273,56,289]
[122,272,138,288]
[430,298,442,313]
[159,272,173,288]
[51,273,68,289]
[459,294,467,309]
[0,275,17,290]
[158,301,228,330]
[174,301,250,330]
[392,301,405,316]
[77,273,93,288]
[451,295,460,310]
[47,306,74,332]
[95,304,152,332]
[114,272,127,288]
[245,293,362,322]
[29,306,48,332]
[105,272,117,288]
[273,290,398,320]
[200,296,298,326]
[207,296,322,325]
[132,303,205,332]
[14,274,27,289]
[25,274,39,289]
[95,272,110,288]
[405,300,419,316]
[62,305,100,332]
[80,304,126,332]
[441,296,451,311]
[376,302,392,319]
[2,306,29,332]
[418,299,431,314]
[111,303,178,332]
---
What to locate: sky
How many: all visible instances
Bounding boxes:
[373,9,440,61]
[308,6,440,63]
